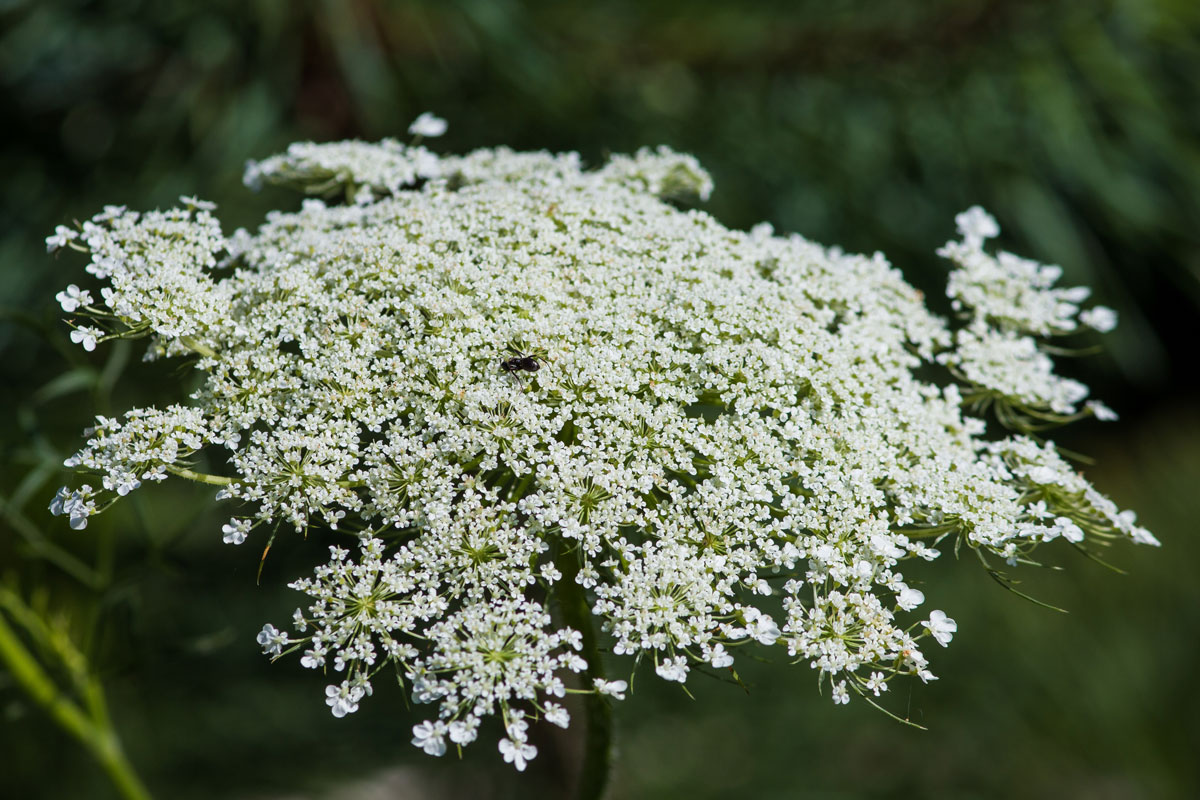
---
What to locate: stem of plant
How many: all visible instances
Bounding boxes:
[554,541,613,800]
[0,611,152,800]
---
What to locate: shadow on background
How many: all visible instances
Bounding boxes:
[1,1,1197,798]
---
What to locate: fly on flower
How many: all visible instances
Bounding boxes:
[500,354,540,373]
[499,343,550,380]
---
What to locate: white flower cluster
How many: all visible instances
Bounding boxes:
[938,207,1120,426]
[49,117,1156,769]
[46,199,230,360]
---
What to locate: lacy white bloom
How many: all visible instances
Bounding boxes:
[940,324,1090,415]
[48,137,1157,769]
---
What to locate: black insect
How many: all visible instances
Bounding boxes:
[500,355,541,373]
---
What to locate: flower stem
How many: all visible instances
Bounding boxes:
[180,336,217,359]
[553,542,613,800]
[165,465,232,485]
[0,607,152,800]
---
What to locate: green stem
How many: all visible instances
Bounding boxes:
[553,542,613,800]
[166,465,365,490]
[165,465,232,486]
[894,522,960,539]
[179,336,217,359]
[0,612,152,800]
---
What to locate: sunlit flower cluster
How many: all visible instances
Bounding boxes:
[49,114,1156,769]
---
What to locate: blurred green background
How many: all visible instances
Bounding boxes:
[2,0,1197,798]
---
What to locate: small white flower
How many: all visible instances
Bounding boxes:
[222,518,251,545]
[922,610,958,647]
[325,682,365,718]
[897,586,925,611]
[242,160,264,191]
[708,643,734,669]
[46,225,79,253]
[543,702,570,728]
[409,675,438,704]
[505,714,530,742]
[49,488,69,517]
[540,562,563,583]
[1130,526,1161,547]
[1054,517,1085,543]
[1079,305,1118,333]
[178,195,216,211]
[743,607,780,646]
[655,656,689,683]
[832,680,850,705]
[300,648,325,669]
[69,327,101,352]
[594,678,628,700]
[56,284,93,313]
[411,720,447,756]
[865,671,888,696]
[448,719,478,745]
[256,623,288,656]
[49,486,94,530]
[1026,466,1063,486]
[498,737,537,771]
[1026,500,1053,520]
[93,204,126,222]
[408,112,447,138]
[1086,400,1118,422]
[871,533,906,560]
[955,206,1000,247]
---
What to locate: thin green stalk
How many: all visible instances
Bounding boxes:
[165,464,366,491]
[179,336,217,359]
[0,605,152,800]
[554,542,613,800]
[165,465,232,486]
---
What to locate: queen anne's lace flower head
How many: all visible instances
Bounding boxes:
[49,116,1156,769]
